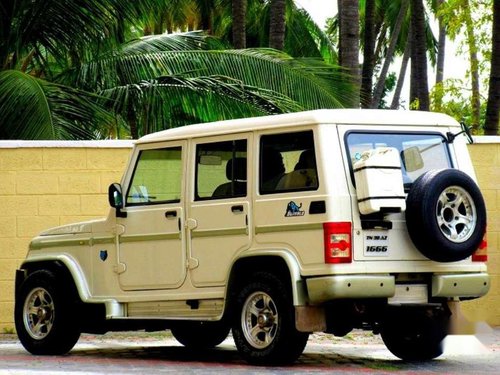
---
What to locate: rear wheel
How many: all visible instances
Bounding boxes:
[171,321,230,349]
[380,307,448,361]
[231,272,309,365]
[15,269,81,355]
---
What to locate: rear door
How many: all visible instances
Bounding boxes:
[341,127,453,261]
[187,135,251,287]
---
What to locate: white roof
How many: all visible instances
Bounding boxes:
[137,109,460,145]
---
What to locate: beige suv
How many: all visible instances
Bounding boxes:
[15,109,489,364]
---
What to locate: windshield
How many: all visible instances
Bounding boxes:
[346,132,452,189]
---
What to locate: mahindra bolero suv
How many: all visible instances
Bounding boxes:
[15,109,489,364]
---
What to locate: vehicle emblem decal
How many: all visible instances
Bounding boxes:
[285,201,305,217]
[99,250,108,262]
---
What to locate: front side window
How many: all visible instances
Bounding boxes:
[260,130,318,194]
[196,139,247,200]
[346,132,452,188]
[126,147,182,205]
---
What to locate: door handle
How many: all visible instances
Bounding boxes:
[231,205,244,213]
[165,210,177,218]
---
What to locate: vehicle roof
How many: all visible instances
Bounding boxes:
[137,109,459,145]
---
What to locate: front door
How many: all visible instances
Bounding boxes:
[116,142,186,291]
[188,136,251,287]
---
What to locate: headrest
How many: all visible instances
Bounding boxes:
[226,157,247,181]
[295,149,315,170]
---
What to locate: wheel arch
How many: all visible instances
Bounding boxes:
[18,255,91,303]
[225,250,307,312]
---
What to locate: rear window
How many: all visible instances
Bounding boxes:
[259,130,318,194]
[346,132,452,189]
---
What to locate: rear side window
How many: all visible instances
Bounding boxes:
[126,147,182,205]
[346,132,452,188]
[195,139,247,200]
[260,130,318,194]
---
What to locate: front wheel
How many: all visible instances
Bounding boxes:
[15,270,81,355]
[231,272,309,365]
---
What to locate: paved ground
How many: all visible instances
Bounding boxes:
[1,327,500,374]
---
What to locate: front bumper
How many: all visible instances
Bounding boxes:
[306,273,490,304]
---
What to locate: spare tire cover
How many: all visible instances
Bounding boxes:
[406,169,486,262]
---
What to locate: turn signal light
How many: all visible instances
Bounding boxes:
[323,222,352,264]
[472,230,488,262]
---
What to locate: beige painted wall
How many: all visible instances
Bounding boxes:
[0,138,498,331]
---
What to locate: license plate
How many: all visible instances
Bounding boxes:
[363,230,389,257]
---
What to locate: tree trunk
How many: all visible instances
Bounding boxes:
[485,0,500,135]
[371,0,409,108]
[410,0,429,111]
[462,0,481,132]
[391,38,411,109]
[435,0,446,85]
[361,0,376,108]
[232,0,247,49]
[434,0,446,112]
[198,0,213,34]
[338,0,360,107]
[269,0,286,50]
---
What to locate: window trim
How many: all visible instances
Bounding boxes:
[125,146,183,207]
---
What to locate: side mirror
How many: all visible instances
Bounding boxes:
[108,183,127,218]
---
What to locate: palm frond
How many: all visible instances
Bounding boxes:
[77,48,354,108]
[0,70,112,139]
[101,75,303,137]
[121,31,225,54]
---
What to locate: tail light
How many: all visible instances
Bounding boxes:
[472,229,488,262]
[323,222,352,264]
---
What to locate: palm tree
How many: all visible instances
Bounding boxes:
[361,0,376,108]
[410,0,430,110]
[485,0,500,135]
[0,0,355,140]
[433,0,446,112]
[269,0,286,50]
[338,0,360,107]
[461,0,481,132]
[371,0,409,108]
[232,0,247,48]
[0,0,159,138]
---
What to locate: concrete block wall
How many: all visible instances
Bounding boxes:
[461,137,500,323]
[0,138,498,331]
[0,141,133,331]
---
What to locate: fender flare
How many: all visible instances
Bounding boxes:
[227,248,307,306]
[21,254,92,302]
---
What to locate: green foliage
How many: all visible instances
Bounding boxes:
[0,70,112,139]
[377,72,397,109]
[0,0,355,140]
[430,78,487,134]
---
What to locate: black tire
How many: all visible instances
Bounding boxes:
[231,272,309,365]
[14,269,81,355]
[406,169,486,262]
[380,307,448,361]
[171,321,230,349]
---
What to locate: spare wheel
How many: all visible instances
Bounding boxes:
[406,169,486,262]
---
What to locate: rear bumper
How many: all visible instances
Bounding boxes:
[432,273,490,298]
[306,272,490,304]
[306,275,395,303]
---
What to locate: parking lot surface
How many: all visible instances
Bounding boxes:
[1,328,500,374]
